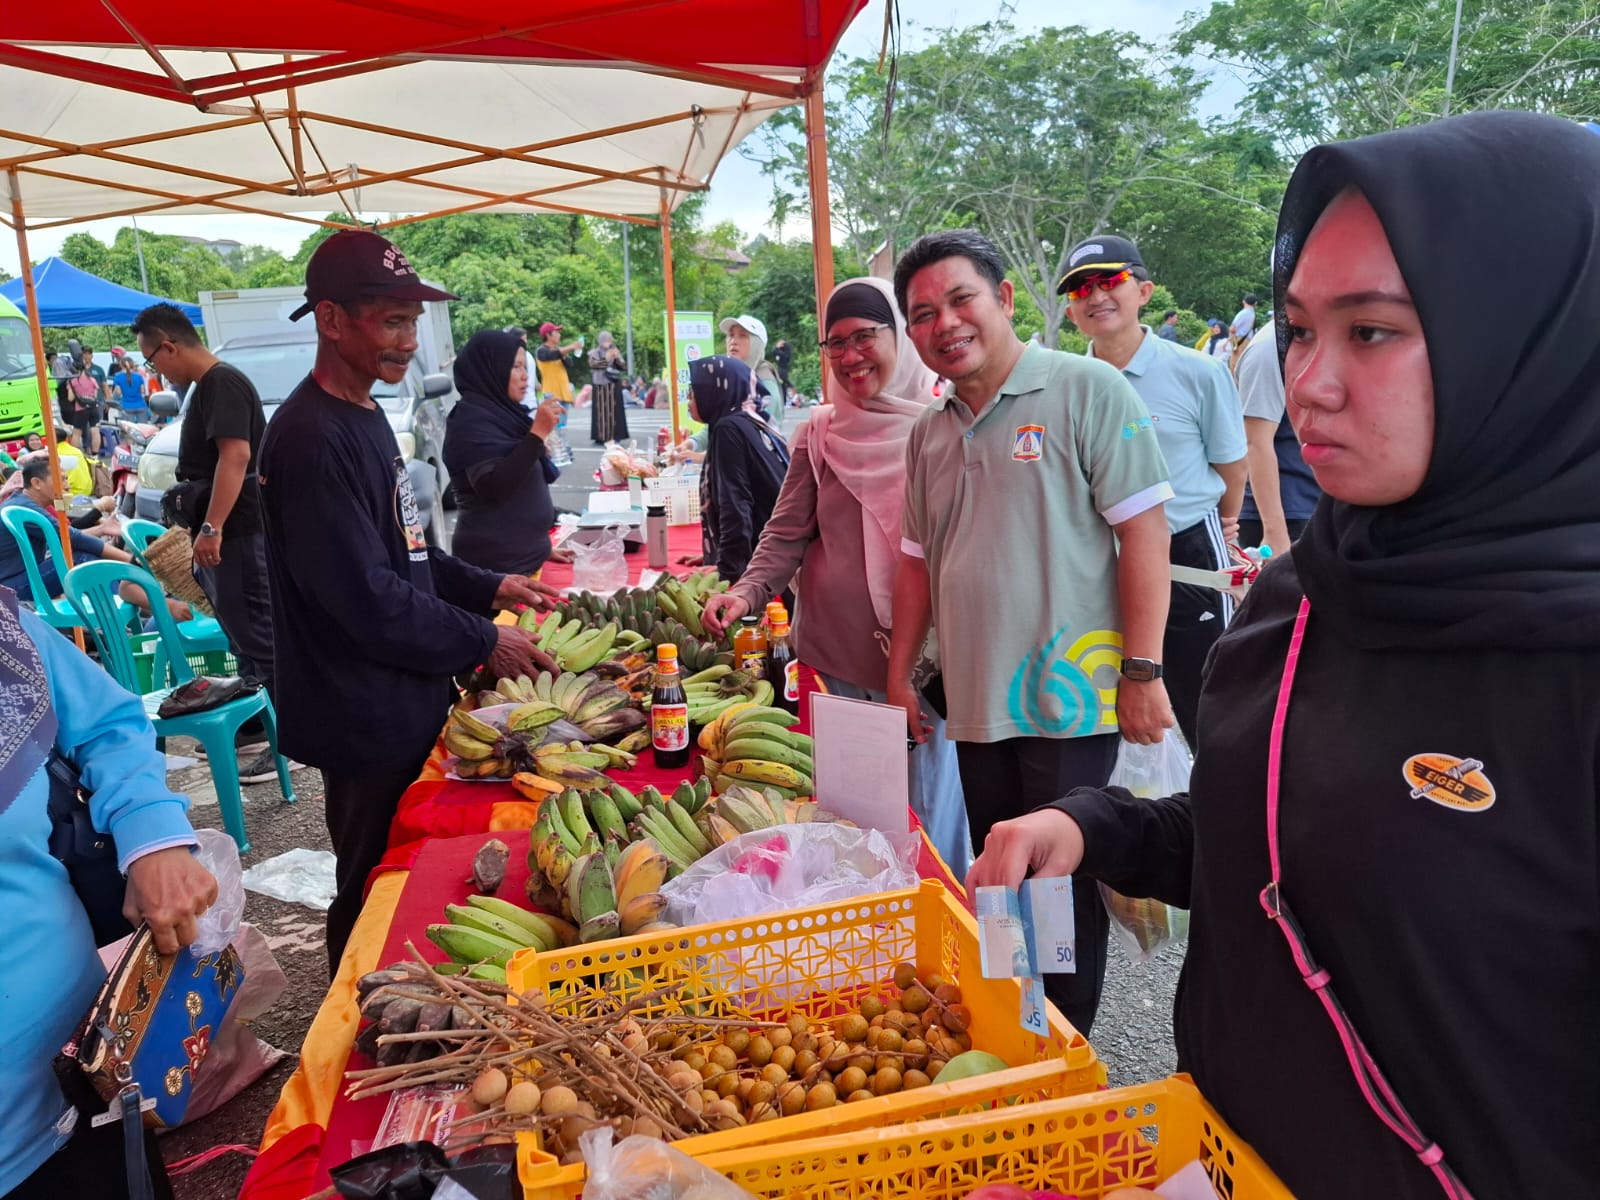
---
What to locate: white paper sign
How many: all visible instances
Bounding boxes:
[809,693,910,833]
[585,491,633,514]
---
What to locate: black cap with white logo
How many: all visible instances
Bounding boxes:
[1057,234,1148,294]
[289,230,457,320]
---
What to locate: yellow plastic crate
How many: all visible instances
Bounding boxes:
[507,880,1105,1199]
[696,1074,1292,1199]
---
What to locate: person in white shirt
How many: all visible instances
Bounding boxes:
[1230,293,1258,343]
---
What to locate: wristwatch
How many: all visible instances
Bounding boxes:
[198,522,221,540]
[1120,657,1163,682]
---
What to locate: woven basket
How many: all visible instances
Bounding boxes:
[141,526,216,617]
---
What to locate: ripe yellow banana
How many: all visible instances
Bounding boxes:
[721,759,812,791]
[618,893,668,934]
[614,840,671,907]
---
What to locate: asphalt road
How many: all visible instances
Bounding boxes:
[155,396,1182,1196]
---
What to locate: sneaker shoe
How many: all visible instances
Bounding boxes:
[238,748,302,784]
[195,739,268,760]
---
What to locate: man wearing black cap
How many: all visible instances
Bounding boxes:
[259,230,560,973]
[1062,234,1247,747]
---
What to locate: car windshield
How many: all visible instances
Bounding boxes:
[0,317,37,381]
[215,341,409,411]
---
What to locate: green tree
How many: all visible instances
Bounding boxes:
[1177,0,1600,148]
[746,24,1248,347]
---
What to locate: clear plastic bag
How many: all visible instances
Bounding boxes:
[659,823,920,929]
[1100,735,1193,964]
[581,1127,753,1200]
[192,827,244,955]
[570,524,629,593]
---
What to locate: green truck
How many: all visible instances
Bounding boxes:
[0,294,45,444]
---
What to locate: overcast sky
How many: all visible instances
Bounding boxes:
[0,0,1221,277]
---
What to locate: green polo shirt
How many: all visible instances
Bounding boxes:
[901,343,1172,743]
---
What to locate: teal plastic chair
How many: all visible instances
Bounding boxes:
[64,559,296,853]
[121,518,168,570]
[1,503,130,632]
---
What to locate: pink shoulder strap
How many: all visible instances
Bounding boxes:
[1261,596,1474,1199]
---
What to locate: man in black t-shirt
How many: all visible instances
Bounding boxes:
[133,303,281,783]
[261,231,560,972]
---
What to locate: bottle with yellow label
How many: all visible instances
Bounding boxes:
[733,614,768,679]
[650,643,690,768]
[765,601,799,717]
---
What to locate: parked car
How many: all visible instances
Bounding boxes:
[135,332,457,548]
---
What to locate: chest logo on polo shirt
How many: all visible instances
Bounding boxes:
[1012,424,1045,462]
[1401,753,1496,813]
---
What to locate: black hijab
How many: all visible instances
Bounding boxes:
[444,330,531,477]
[689,354,754,428]
[1280,111,1600,651]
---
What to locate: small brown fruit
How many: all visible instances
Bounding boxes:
[471,1067,509,1108]
[793,1049,819,1076]
[633,1116,665,1139]
[846,1089,876,1103]
[933,982,962,1006]
[892,962,918,990]
[748,1035,774,1067]
[902,1038,930,1070]
[772,1044,796,1072]
[682,1050,708,1072]
[778,1080,807,1116]
[903,1068,931,1090]
[787,1013,810,1040]
[873,1067,903,1095]
[709,1044,739,1071]
[805,1082,838,1111]
[716,1072,741,1098]
[725,1029,751,1055]
[538,1084,577,1116]
[942,1004,972,1035]
[503,1080,540,1115]
[747,1080,776,1109]
[836,1066,868,1095]
[836,1014,869,1043]
[901,988,931,1015]
[761,1062,790,1088]
[768,1027,793,1049]
[859,995,886,1021]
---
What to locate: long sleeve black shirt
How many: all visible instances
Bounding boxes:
[257,378,502,768]
[1053,556,1597,1198]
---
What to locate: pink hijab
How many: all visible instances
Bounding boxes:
[804,276,937,628]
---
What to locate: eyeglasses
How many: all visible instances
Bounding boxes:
[819,324,890,358]
[142,342,169,371]
[1063,269,1134,300]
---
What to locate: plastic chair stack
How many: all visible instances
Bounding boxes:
[64,559,296,853]
[1,504,131,632]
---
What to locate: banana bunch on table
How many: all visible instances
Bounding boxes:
[697,703,814,798]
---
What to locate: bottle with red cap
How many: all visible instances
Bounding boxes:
[764,601,799,717]
[650,644,690,768]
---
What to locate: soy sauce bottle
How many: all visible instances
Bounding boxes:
[650,643,690,768]
[765,601,799,717]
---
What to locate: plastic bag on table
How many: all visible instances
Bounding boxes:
[1100,735,1193,965]
[570,524,629,594]
[659,822,921,929]
[581,1127,753,1200]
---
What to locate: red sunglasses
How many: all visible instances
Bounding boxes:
[1063,269,1135,300]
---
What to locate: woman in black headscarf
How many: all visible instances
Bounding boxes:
[968,111,1600,1198]
[442,330,566,574]
[689,355,790,580]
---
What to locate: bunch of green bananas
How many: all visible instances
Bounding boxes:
[519,609,652,672]
[696,703,813,797]
[645,618,726,674]
[472,670,648,746]
[680,664,776,726]
[560,586,670,641]
[526,783,696,939]
[699,784,846,847]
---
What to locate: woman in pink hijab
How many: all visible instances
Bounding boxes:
[702,277,971,873]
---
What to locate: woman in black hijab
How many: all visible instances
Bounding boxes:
[689,355,790,580]
[442,330,566,574]
[968,112,1600,1198]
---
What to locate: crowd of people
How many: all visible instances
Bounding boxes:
[5,109,1598,1200]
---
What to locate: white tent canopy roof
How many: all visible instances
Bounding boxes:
[1,48,795,228]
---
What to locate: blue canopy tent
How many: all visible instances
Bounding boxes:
[0,256,202,326]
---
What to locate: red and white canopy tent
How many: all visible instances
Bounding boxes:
[0,0,863,576]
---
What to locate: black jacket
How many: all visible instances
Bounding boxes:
[1054,556,1597,1198]
[702,412,789,580]
[258,378,501,768]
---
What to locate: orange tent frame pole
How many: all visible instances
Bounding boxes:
[7,169,84,650]
[804,79,835,404]
[660,186,682,447]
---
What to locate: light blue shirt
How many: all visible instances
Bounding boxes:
[0,605,198,1193]
[1089,327,1247,533]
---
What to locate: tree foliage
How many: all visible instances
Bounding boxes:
[1178,0,1600,147]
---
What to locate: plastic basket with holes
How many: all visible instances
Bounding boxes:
[508,880,1105,1199]
[696,1074,1291,1199]
[644,472,700,525]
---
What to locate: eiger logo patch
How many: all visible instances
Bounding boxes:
[1069,243,1104,267]
[1401,753,1496,813]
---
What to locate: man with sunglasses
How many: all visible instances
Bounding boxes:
[1061,235,1247,747]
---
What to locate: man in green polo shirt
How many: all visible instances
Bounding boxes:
[887,229,1175,1034]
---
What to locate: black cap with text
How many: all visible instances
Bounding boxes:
[289,230,457,320]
